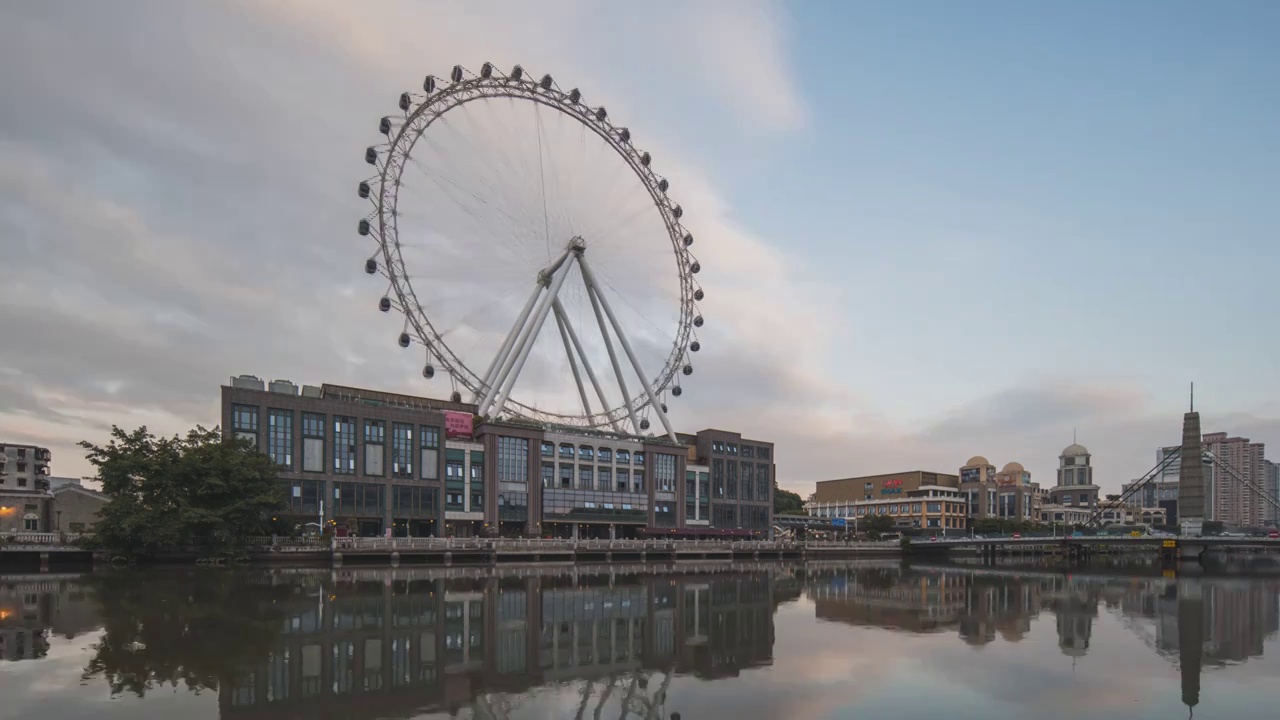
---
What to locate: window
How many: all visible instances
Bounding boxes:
[389,423,414,477]
[469,452,484,510]
[686,470,697,497]
[579,466,593,490]
[712,504,736,528]
[497,437,528,484]
[654,502,676,527]
[559,443,574,459]
[758,448,770,460]
[727,443,738,456]
[634,452,645,465]
[267,410,293,468]
[598,447,612,463]
[741,445,754,459]
[654,454,676,493]
[726,461,737,499]
[758,465,770,499]
[334,417,356,474]
[364,420,385,476]
[559,464,573,489]
[23,513,39,531]
[616,449,630,464]
[233,404,259,447]
[699,472,710,500]
[1079,492,1091,505]
[332,482,384,518]
[420,426,440,480]
[302,412,325,473]
[926,502,941,513]
[541,441,554,457]
[392,485,437,518]
[617,468,630,492]
[632,469,644,494]
[712,459,724,497]
[578,445,594,461]
[598,467,612,492]
[541,462,555,488]
[713,441,724,454]
[742,463,755,501]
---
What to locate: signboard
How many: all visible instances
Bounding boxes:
[960,467,981,484]
[1162,539,1177,548]
[444,411,474,439]
[832,517,847,528]
[881,479,904,495]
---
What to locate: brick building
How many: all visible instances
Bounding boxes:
[221,376,772,539]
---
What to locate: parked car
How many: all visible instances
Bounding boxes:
[1012,532,1022,539]
[929,536,938,542]
[1268,531,1279,539]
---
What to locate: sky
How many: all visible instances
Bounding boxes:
[1,0,1277,496]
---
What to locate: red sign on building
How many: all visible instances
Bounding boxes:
[444,411,474,439]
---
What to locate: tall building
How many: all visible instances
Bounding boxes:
[1123,446,1217,526]
[1202,433,1266,527]
[1265,460,1279,527]
[1050,443,1100,509]
[221,375,771,539]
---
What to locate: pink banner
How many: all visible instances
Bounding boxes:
[444,411,474,439]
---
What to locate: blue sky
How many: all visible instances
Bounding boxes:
[0,0,1276,492]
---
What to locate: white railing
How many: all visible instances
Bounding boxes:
[0,532,90,547]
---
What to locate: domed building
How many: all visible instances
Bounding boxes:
[1051,442,1100,509]
[957,456,1039,523]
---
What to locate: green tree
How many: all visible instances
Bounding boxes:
[80,425,285,558]
[860,513,896,538]
[774,483,806,515]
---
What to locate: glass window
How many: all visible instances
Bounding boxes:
[578,445,594,461]
[578,466,593,490]
[741,445,754,459]
[391,423,414,477]
[559,443,574,459]
[497,437,529,484]
[616,449,630,464]
[233,405,259,432]
[926,502,941,513]
[757,464,770,500]
[420,426,440,449]
[632,469,644,494]
[334,417,356,474]
[302,412,324,438]
[540,441,554,457]
[712,459,724,497]
[598,466,612,492]
[559,464,573,489]
[741,463,755,501]
[540,462,554,488]
[726,461,737,499]
[654,454,676,492]
[267,409,293,468]
[618,468,629,492]
[727,443,738,456]
[364,420,385,476]
[634,452,645,465]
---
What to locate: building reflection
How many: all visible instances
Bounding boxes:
[807,561,1280,713]
[217,567,782,719]
[0,575,98,661]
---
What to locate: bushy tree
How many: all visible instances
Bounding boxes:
[859,513,896,538]
[80,425,285,558]
[773,483,806,515]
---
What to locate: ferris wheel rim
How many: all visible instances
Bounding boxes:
[363,63,703,429]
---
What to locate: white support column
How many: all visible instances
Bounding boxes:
[474,280,545,404]
[553,307,594,419]
[577,255,678,443]
[476,249,571,407]
[552,298,624,434]
[478,249,573,415]
[584,277,643,436]
[488,251,579,418]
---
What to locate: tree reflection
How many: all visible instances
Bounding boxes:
[82,570,287,697]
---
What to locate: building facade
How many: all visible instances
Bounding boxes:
[676,430,774,535]
[1203,433,1267,527]
[958,457,1040,525]
[1122,446,1218,528]
[221,376,770,539]
[1267,460,1279,527]
[0,443,52,533]
[807,471,968,532]
[1050,444,1100,509]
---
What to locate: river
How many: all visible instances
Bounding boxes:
[1,559,1278,719]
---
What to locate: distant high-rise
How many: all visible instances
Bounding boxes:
[1203,433,1266,527]
[1264,460,1279,527]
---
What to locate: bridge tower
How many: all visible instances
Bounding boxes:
[1178,384,1206,535]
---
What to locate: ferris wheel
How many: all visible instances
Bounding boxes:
[357,63,703,442]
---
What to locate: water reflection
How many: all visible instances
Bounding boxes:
[807,560,1280,713]
[1,561,1278,719]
